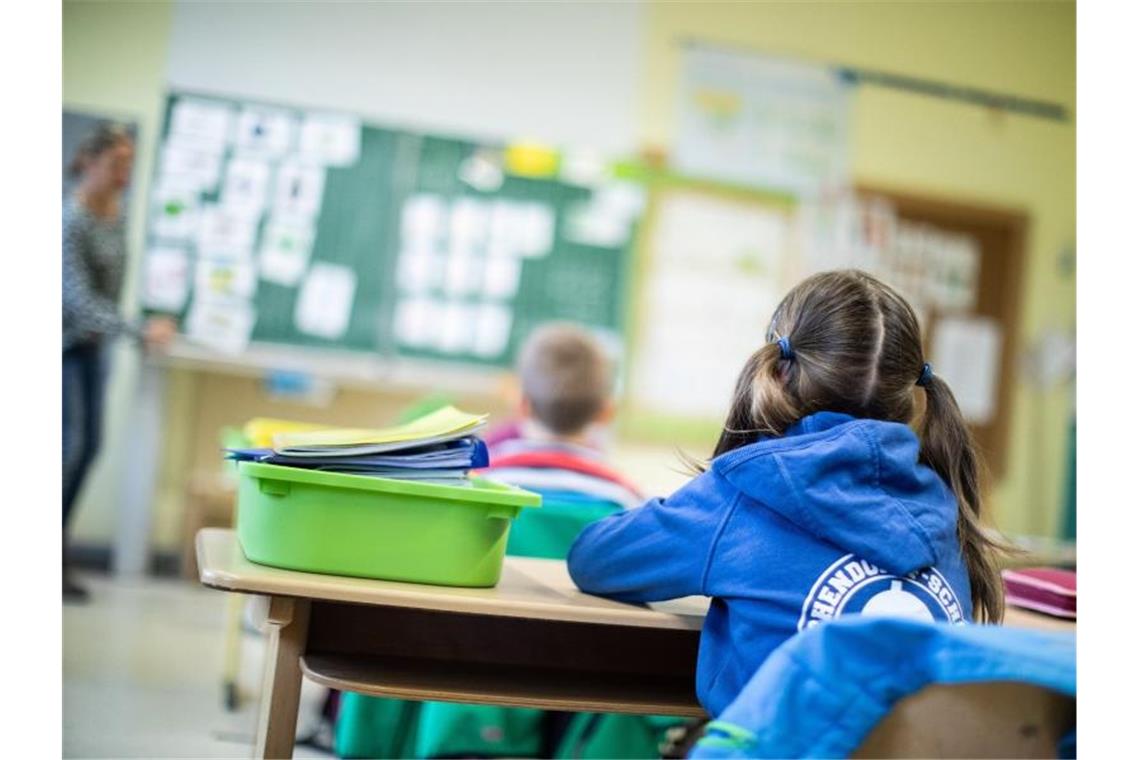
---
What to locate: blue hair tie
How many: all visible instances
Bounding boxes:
[777,336,794,360]
[917,362,934,387]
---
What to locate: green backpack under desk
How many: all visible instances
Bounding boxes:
[334,497,687,759]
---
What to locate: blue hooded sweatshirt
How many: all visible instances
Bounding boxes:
[566,411,973,717]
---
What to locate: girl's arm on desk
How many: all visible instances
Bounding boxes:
[566,470,738,603]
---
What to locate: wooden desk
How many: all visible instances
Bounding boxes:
[196,528,706,758]
[197,528,1074,758]
[1002,605,1076,633]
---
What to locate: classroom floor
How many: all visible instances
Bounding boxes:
[63,571,333,759]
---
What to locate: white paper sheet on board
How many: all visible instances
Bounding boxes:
[632,191,790,419]
[489,201,553,258]
[517,203,554,258]
[196,205,257,260]
[930,316,1003,424]
[397,250,444,294]
[299,113,361,167]
[394,297,439,348]
[150,181,200,241]
[482,257,521,300]
[195,258,257,300]
[141,247,191,312]
[170,99,234,147]
[925,234,980,313]
[564,200,630,248]
[184,296,256,355]
[595,182,647,220]
[444,253,483,297]
[472,303,513,358]
[487,201,520,257]
[273,161,326,220]
[222,157,272,219]
[449,198,492,251]
[234,107,297,158]
[160,141,224,192]
[402,194,447,249]
[458,151,505,192]
[295,262,356,339]
[436,302,478,354]
[259,217,315,286]
[559,149,610,187]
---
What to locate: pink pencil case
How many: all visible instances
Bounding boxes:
[1002,567,1076,619]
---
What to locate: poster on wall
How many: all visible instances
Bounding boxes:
[930,316,1003,424]
[674,45,853,196]
[632,190,791,420]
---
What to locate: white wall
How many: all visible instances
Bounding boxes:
[167,0,645,154]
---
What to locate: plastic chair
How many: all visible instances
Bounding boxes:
[692,616,1076,759]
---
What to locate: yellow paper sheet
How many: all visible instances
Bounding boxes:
[271,405,487,448]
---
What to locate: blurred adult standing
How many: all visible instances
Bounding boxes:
[63,123,176,602]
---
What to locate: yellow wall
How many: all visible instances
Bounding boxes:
[63,1,1075,552]
[63,0,175,546]
[640,1,1076,536]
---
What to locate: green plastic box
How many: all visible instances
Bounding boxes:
[236,462,541,587]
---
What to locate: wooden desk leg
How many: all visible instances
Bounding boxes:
[254,596,311,760]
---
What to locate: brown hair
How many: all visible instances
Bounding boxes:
[69,122,133,178]
[517,323,614,436]
[707,269,1008,623]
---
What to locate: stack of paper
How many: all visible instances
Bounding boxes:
[228,406,489,485]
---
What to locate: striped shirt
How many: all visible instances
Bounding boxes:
[480,425,644,510]
[63,197,136,350]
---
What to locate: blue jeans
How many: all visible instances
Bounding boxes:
[63,342,108,533]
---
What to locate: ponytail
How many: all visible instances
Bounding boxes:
[712,343,801,459]
[919,375,1009,623]
[682,344,803,475]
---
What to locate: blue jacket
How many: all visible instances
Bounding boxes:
[567,411,972,716]
[691,617,1075,759]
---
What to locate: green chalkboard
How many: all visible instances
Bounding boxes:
[142,91,637,368]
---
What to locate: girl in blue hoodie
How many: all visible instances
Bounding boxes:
[567,269,1008,718]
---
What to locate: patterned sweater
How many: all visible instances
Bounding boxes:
[62,197,136,350]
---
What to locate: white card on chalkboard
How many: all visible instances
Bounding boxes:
[141,247,191,312]
[397,250,444,294]
[394,297,439,348]
[170,99,233,148]
[160,141,223,192]
[444,252,483,297]
[150,181,200,241]
[273,161,326,220]
[472,303,513,358]
[259,217,315,287]
[299,113,361,167]
[482,257,521,300]
[196,258,257,300]
[234,107,296,158]
[185,296,256,355]
[196,205,257,260]
[295,262,356,339]
[402,194,446,249]
[436,302,478,354]
[222,157,272,219]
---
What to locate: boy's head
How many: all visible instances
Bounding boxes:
[516,323,615,438]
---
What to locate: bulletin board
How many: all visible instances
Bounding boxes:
[139,90,641,368]
[618,171,798,445]
[619,174,1025,480]
[856,185,1027,480]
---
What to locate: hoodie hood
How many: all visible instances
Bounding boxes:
[712,411,958,576]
